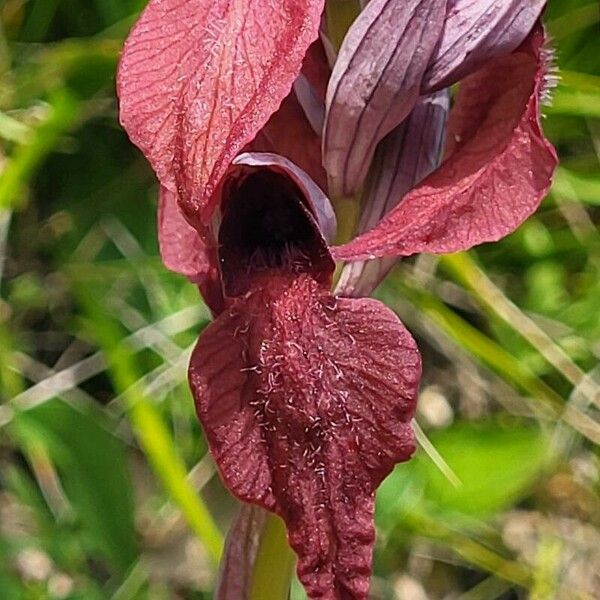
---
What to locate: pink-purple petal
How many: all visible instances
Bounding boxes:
[423,0,547,91]
[294,73,326,135]
[323,0,446,197]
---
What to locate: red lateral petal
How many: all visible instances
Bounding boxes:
[158,187,224,314]
[118,0,324,225]
[333,25,557,262]
[189,274,420,599]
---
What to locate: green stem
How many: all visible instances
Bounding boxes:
[249,514,296,600]
[405,512,532,588]
[333,194,362,245]
[326,0,362,52]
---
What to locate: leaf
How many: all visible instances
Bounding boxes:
[546,71,600,118]
[377,422,547,525]
[552,166,600,205]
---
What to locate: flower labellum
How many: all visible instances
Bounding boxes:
[189,154,421,599]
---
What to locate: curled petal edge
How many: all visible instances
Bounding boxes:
[229,153,337,244]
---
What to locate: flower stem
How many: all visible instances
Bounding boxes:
[333,195,362,245]
[326,0,361,52]
[249,514,296,600]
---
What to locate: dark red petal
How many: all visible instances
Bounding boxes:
[158,187,224,314]
[117,0,324,226]
[247,94,329,193]
[189,275,420,599]
[302,38,331,102]
[333,25,558,262]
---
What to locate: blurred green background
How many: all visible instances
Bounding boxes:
[0,1,599,598]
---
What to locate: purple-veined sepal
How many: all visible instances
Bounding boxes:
[336,90,449,297]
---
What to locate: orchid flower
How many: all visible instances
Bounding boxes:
[117,1,557,598]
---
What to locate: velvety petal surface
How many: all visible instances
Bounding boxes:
[336,90,449,297]
[334,26,557,262]
[323,0,446,197]
[423,0,547,91]
[117,0,324,225]
[158,187,224,314]
[302,39,331,103]
[189,274,420,599]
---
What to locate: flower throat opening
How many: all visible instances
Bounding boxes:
[218,170,332,297]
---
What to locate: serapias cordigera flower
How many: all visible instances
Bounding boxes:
[117,1,557,598]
